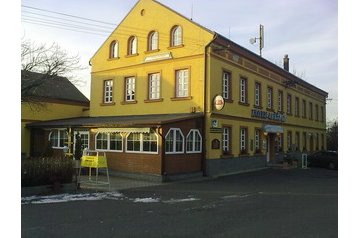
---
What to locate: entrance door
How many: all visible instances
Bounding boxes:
[73,131,89,156]
[267,133,276,162]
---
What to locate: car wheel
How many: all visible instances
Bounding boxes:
[328,162,336,170]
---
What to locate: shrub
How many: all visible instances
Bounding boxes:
[21,156,73,187]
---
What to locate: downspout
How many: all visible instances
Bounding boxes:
[202,34,218,177]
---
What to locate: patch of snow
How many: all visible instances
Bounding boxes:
[163,198,200,203]
[133,197,160,203]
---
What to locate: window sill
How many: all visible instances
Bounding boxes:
[144,98,164,103]
[238,102,250,106]
[120,100,137,105]
[100,102,116,106]
[168,44,184,50]
[254,105,263,109]
[170,96,192,101]
[220,153,234,158]
[107,57,120,61]
[144,49,160,54]
[287,113,293,116]
[225,99,233,103]
[266,108,274,112]
[125,53,139,58]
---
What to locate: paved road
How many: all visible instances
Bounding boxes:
[22,168,337,238]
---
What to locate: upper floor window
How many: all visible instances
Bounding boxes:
[309,102,313,120]
[165,128,184,154]
[302,100,307,118]
[186,129,202,153]
[148,31,158,51]
[126,132,158,153]
[223,71,231,100]
[170,25,182,47]
[315,104,319,121]
[95,133,123,151]
[254,82,261,107]
[239,77,248,104]
[128,36,137,55]
[109,40,119,59]
[294,97,300,117]
[148,73,161,100]
[49,130,68,148]
[287,94,292,115]
[175,69,189,98]
[125,77,135,102]
[321,106,325,122]
[267,87,273,110]
[278,90,283,112]
[103,80,113,103]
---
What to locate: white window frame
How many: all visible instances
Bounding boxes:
[254,129,260,152]
[125,77,136,102]
[128,36,137,55]
[240,128,247,152]
[73,131,90,154]
[278,90,283,112]
[287,94,292,114]
[126,132,159,154]
[223,71,230,100]
[104,80,113,103]
[149,73,160,100]
[287,131,292,150]
[171,25,182,46]
[175,69,189,98]
[267,87,273,109]
[49,129,68,148]
[254,82,261,107]
[165,128,184,154]
[109,40,119,58]
[148,31,158,51]
[186,129,202,153]
[95,132,123,152]
[240,77,247,103]
[222,127,230,153]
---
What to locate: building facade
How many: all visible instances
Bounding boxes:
[27,0,327,180]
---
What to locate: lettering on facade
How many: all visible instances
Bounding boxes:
[144,52,172,62]
[251,109,286,122]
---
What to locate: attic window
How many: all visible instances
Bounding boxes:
[141,9,145,16]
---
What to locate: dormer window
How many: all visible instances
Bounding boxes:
[109,40,119,59]
[170,25,182,47]
[148,31,158,51]
[128,36,138,55]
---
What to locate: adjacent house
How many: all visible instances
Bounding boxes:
[25,0,327,180]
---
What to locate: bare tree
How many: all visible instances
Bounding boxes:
[21,39,84,107]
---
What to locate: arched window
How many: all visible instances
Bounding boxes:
[128,36,137,55]
[49,130,68,148]
[170,25,182,47]
[165,128,184,154]
[148,31,158,51]
[186,129,202,153]
[109,40,119,58]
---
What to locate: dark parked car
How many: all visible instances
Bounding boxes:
[307,151,338,169]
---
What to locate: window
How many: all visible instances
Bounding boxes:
[278,90,283,112]
[125,77,135,102]
[148,31,158,51]
[254,82,261,107]
[315,104,319,121]
[240,127,248,153]
[186,129,202,153]
[95,133,123,151]
[222,126,231,154]
[316,133,319,150]
[303,132,307,151]
[302,100,307,118]
[170,25,182,47]
[148,73,161,100]
[309,102,313,120]
[223,71,231,100]
[103,80,113,103]
[127,132,158,153]
[295,97,300,117]
[321,134,325,150]
[165,128,184,154]
[287,131,292,151]
[128,36,137,55]
[321,106,324,122]
[254,129,261,153]
[295,132,300,151]
[239,77,248,104]
[109,40,119,58]
[275,133,283,152]
[175,69,189,97]
[287,94,292,115]
[49,130,68,148]
[267,87,273,109]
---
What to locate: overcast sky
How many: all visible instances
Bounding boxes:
[20,0,338,121]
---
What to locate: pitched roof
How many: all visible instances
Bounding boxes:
[26,113,203,128]
[21,70,89,104]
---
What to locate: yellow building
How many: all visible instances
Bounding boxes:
[27,0,327,179]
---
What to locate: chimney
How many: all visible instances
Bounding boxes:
[283,54,289,71]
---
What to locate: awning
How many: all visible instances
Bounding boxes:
[262,125,284,134]
[96,128,151,133]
